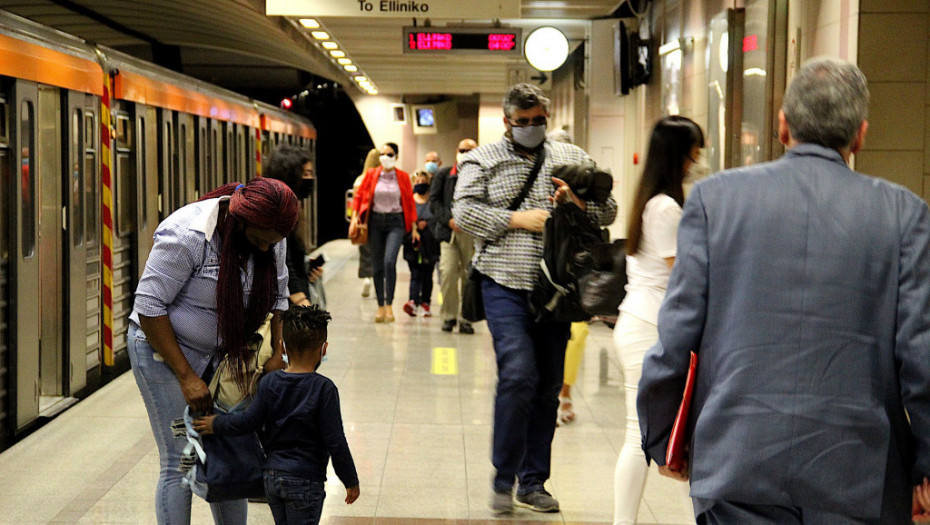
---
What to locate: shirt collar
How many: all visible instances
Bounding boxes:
[784,142,849,168]
[189,196,230,239]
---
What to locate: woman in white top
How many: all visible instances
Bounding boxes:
[613,116,705,525]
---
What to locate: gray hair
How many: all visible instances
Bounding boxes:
[781,57,869,149]
[503,83,550,118]
[547,128,573,144]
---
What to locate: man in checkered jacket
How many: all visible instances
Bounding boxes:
[453,83,617,514]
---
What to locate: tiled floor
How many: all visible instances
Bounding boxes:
[0,240,696,524]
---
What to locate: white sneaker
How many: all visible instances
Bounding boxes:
[361,278,372,298]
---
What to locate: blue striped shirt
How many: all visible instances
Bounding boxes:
[130,197,289,377]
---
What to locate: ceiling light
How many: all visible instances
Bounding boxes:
[338,58,352,65]
[311,31,330,40]
[524,26,570,72]
[354,76,367,82]
[368,90,379,95]
[344,65,358,72]
[322,42,338,50]
[330,50,346,58]
[299,18,320,29]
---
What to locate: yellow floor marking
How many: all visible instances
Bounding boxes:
[431,347,458,375]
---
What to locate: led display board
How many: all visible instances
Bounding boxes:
[403,27,522,55]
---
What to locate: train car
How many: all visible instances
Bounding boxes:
[0,11,317,447]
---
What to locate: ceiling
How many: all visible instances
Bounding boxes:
[0,0,629,97]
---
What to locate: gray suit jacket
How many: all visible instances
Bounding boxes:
[637,143,930,521]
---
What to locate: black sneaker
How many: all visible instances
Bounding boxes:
[441,319,456,332]
[514,490,559,512]
[459,322,474,334]
[489,488,513,513]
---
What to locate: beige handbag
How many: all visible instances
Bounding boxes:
[208,313,275,410]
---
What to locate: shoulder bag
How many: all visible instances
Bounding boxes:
[461,148,546,323]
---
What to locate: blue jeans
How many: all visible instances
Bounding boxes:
[367,212,405,306]
[127,323,248,525]
[481,277,570,494]
[407,261,435,305]
[263,470,325,525]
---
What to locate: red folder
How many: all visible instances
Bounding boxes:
[665,351,697,472]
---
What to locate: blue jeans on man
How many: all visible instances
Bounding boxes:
[481,277,570,494]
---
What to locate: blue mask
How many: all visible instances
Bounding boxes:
[424,161,439,174]
[511,124,547,149]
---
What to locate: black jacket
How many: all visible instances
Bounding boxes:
[428,165,457,243]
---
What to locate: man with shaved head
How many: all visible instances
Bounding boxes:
[429,138,478,334]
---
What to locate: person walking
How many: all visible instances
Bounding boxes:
[454,83,617,514]
[350,142,418,322]
[638,57,930,524]
[430,138,478,333]
[612,116,705,525]
[403,171,440,316]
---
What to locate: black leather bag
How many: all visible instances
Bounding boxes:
[461,266,485,322]
[578,239,627,317]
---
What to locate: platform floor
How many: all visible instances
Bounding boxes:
[0,239,695,524]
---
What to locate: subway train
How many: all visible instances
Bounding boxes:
[0,13,318,446]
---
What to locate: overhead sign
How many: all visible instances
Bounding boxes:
[267,0,521,19]
[404,27,522,55]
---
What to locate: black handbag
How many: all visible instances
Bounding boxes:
[459,148,547,323]
[578,239,627,317]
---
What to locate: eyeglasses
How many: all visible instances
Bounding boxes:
[508,116,547,127]
[382,152,396,158]
[457,148,473,154]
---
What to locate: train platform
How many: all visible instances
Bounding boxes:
[0,239,694,525]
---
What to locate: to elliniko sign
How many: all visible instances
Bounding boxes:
[266,0,521,19]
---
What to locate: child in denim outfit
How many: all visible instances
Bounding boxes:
[195,305,359,524]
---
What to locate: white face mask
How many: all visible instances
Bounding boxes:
[511,124,547,149]
[684,150,711,184]
[380,155,396,170]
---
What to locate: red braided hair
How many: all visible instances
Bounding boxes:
[200,178,298,388]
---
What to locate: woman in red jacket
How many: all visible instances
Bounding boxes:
[350,142,418,322]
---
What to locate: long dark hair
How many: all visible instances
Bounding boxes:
[199,178,298,388]
[626,116,704,255]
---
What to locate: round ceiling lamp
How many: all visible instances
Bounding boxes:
[524,26,569,72]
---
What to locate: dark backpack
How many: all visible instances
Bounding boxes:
[530,202,606,323]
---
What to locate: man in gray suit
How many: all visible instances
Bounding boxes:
[637,57,930,524]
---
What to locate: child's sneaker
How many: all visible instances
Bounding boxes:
[403,300,417,317]
[421,303,432,317]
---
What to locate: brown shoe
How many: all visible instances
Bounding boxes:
[385,305,395,323]
[375,306,386,323]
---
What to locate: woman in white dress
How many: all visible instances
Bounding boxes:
[613,116,706,525]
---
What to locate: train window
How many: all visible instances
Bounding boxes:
[71,109,84,246]
[116,150,133,235]
[178,124,187,204]
[116,114,131,149]
[20,100,35,258]
[84,113,97,246]
[0,145,7,259]
[0,101,7,146]
[199,126,207,196]
[139,117,147,231]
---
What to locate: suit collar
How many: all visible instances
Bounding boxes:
[784,143,849,169]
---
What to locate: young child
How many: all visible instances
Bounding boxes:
[194,305,359,525]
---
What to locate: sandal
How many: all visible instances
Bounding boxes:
[557,396,575,425]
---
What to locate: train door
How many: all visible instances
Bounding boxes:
[157,108,174,219]
[12,80,38,430]
[133,105,158,286]
[64,91,100,394]
[210,120,221,189]
[195,117,208,197]
[0,85,12,442]
[176,113,195,202]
